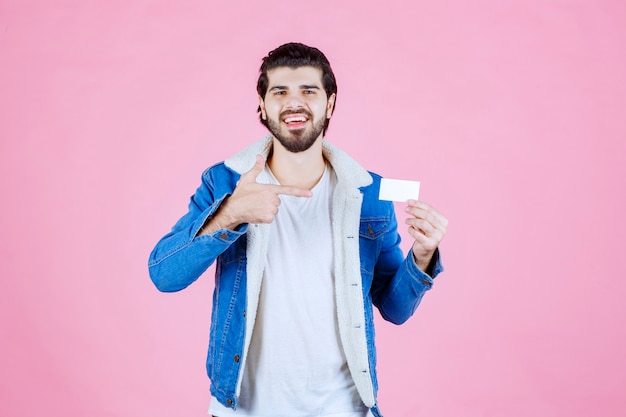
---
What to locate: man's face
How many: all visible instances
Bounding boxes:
[259,66,335,153]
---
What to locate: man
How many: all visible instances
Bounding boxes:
[148,42,447,417]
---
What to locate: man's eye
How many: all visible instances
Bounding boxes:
[274,91,286,96]
[303,90,315,95]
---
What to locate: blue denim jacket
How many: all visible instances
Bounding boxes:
[148,136,443,417]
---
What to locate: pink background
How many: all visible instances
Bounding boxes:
[2,1,625,416]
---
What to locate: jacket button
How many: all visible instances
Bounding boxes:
[243,310,246,317]
[220,232,228,239]
[234,354,240,363]
[226,398,232,406]
[421,279,430,285]
[368,224,374,235]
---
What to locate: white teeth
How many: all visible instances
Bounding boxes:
[285,116,306,123]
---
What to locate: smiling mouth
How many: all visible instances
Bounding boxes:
[282,115,309,125]
[281,114,310,131]
[284,116,307,123]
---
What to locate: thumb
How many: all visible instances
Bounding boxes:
[240,154,265,183]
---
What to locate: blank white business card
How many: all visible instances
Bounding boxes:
[379,178,421,202]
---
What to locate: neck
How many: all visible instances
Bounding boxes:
[268,137,326,189]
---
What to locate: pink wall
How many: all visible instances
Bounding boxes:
[2,1,625,416]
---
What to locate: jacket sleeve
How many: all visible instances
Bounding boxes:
[370,207,444,325]
[148,167,247,292]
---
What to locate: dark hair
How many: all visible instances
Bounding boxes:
[257,42,337,135]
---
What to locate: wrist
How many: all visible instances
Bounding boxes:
[411,248,432,273]
[203,204,242,235]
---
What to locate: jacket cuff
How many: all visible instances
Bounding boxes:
[191,194,249,243]
[407,247,444,285]
[195,225,247,244]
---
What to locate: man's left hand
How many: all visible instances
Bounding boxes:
[405,200,448,273]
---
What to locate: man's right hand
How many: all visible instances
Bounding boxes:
[198,154,312,235]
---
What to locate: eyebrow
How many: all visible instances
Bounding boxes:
[268,85,321,91]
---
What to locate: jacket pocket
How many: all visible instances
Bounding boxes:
[359,218,389,240]
[359,218,389,275]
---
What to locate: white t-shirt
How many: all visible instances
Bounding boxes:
[209,165,370,417]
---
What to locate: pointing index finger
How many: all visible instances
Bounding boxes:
[269,184,313,198]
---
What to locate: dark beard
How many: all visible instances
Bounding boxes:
[266,112,326,153]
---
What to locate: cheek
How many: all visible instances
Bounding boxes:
[320,103,332,118]
[264,103,280,119]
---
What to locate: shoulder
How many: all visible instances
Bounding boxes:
[202,161,235,179]
[360,171,394,217]
[200,162,240,193]
[360,170,382,197]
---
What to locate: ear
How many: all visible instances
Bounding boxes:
[326,93,336,119]
[258,95,267,120]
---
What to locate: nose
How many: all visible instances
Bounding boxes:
[283,94,305,110]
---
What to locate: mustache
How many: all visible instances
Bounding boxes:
[280,109,313,119]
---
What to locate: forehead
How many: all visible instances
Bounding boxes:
[266,66,324,87]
